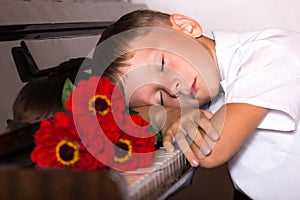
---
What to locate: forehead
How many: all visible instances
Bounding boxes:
[119,27,202,64]
[126,48,161,69]
[120,46,192,83]
[125,28,215,74]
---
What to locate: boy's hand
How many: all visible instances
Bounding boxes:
[148,105,219,167]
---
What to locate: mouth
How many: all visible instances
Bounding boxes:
[190,78,197,98]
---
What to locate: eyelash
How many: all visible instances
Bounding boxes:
[161,56,165,72]
[160,91,164,106]
[159,55,165,105]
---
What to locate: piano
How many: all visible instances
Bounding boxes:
[0,123,195,200]
[0,2,196,199]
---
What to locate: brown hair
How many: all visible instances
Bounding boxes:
[92,10,171,83]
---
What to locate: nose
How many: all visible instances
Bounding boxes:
[170,79,182,97]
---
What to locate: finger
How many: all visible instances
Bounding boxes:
[202,134,218,155]
[174,128,200,167]
[185,126,212,157]
[199,136,213,156]
[197,113,219,141]
[162,133,175,152]
[186,136,206,159]
[201,110,213,119]
[184,122,204,148]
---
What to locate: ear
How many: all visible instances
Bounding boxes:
[169,14,202,38]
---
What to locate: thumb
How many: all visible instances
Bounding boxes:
[163,133,175,152]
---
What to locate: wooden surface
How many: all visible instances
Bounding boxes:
[169,164,234,200]
[0,168,126,200]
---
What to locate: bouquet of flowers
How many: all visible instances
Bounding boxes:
[31,76,158,171]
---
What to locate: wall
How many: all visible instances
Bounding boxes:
[131,0,300,37]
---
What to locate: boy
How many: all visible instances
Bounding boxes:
[92,10,300,199]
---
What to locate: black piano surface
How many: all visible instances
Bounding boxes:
[0,15,196,199]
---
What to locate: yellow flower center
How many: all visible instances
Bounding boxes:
[56,139,80,166]
[88,95,111,116]
[114,138,133,163]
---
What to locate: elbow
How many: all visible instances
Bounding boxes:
[198,153,230,168]
[197,140,238,168]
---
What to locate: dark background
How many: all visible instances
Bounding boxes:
[170,164,234,200]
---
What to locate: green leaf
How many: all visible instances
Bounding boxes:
[148,124,163,145]
[61,78,75,112]
[128,109,139,115]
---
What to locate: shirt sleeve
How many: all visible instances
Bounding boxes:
[221,36,300,132]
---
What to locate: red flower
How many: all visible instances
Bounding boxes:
[109,114,156,171]
[66,76,125,132]
[76,113,156,171]
[31,76,156,172]
[31,112,107,170]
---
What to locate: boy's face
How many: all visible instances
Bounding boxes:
[120,48,219,108]
[109,28,220,108]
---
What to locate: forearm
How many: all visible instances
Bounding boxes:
[198,103,268,168]
[132,104,268,169]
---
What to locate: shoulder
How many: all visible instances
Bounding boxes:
[237,29,300,58]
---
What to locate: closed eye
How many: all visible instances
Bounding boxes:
[161,55,165,72]
[160,91,164,106]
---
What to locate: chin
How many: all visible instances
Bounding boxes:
[196,87,219,106]
[208,84,220,99]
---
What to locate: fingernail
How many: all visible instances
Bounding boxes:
[191,159,199,167]
[201,145,211,156]
[165,143,174,152]
[212,132,219,141]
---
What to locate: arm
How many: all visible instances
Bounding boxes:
[133,105,219,167]
[133,103,268,168]
[198,103,268,168]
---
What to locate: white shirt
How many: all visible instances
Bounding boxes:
[213,29,300,200]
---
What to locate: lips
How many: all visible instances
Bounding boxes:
[190,78,197,98]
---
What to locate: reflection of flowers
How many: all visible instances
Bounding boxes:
[31,76,156,171]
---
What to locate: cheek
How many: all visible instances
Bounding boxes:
[127,87,152,108]
[164,97,181,107]
[127,92,143,108]
[198,75,220,100]
[169,59,196,82]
